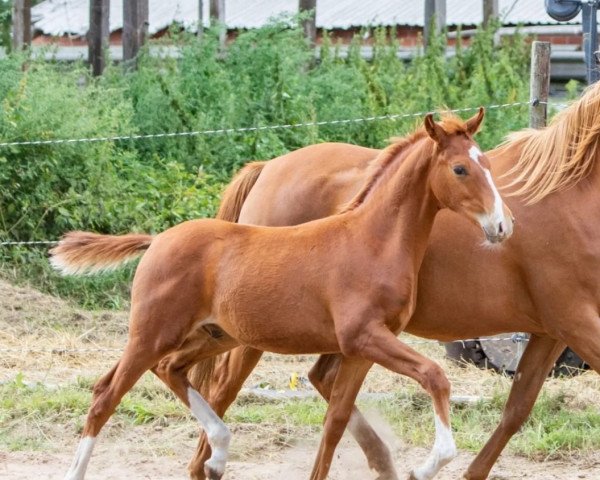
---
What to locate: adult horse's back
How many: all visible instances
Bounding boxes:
[190,83,600,480]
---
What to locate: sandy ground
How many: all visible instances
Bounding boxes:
[2,430,600,480]
[1,279,600,479]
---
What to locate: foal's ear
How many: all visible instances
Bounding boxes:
[465,107,485,135]
[424,113,446,144]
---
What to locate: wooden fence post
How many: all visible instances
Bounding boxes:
[529,41,551,129]
[424,0,446,49]
[483,0,499,26]
[210,0,225,46]
[299,0,316,46]
[12,0,31,51]
[123,0,149,68]
[89,0,110,76]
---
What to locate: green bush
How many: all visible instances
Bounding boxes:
[0,20,531,308]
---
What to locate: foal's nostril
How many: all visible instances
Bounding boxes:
[498,222,504,235]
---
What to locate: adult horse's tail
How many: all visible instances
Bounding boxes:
[50,232,153,275]
[216,161,266,223]
[190,161,266,396]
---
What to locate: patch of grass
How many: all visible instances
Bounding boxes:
[0,374,191,450]
[0,246,137,310]
[226,396,326,426]
[370,389,600,459]
[512,391,600,459]
[2,375,599,460]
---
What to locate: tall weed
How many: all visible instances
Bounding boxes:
[0,21,531,307]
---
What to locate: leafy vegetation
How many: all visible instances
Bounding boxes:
[0,20,532,308]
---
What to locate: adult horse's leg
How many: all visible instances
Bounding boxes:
[189,346,264,479]
[463,334,565,480]
[308,354,398,479]
[337,320,456,480]
[309,357,373,480]
[552,310,600,377]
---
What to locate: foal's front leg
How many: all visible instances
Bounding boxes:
[337,318,456,480]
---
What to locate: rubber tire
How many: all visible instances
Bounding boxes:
[444,341,588,377]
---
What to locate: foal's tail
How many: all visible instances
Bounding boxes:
[50,231,153,275]
[189,161,266,397]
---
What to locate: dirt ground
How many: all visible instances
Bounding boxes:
[1,428,600,479]
[1,278,600,479]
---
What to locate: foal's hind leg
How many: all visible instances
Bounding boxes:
[152,332,238,480]
[309,356,373,480]
[309,354,398,479]
[64,340,167,480]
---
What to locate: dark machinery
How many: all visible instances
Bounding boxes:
[445,334,588,376]
[545,0,599,83]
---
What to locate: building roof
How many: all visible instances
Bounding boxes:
[32,0,580,37]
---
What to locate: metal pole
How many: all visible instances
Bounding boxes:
[529,41,551,129]
[582,2,600,84]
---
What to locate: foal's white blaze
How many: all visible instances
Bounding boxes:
[411,415,457,480]
[64,436,96,480]
[188,387,231,477]
[468,145,505,230]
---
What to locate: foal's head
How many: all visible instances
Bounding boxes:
[425,108,514,244]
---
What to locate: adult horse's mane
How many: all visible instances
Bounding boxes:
[503,82,600,204]
[339,114,468,213]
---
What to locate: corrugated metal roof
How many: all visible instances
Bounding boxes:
[32,0,580,37]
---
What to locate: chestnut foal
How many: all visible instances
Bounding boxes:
[52,111,513,480]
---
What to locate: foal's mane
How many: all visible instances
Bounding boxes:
[339,114,468,213]
[503,82,600,204]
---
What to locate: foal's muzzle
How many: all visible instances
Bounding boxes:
[481,215,515,243]
[480,208,514,244]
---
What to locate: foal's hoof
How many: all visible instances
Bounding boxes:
[203,465,223,480]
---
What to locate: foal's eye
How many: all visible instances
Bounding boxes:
[452,165,468,176]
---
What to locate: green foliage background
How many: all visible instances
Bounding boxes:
[0,21,532,308]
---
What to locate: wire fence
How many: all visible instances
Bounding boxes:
[0,99,536,148]
[0,100,540,149]
[0,97,569,248]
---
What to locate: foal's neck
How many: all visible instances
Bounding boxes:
[349,138,440,270]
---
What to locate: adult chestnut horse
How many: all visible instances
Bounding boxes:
[189,82,600,480]
[52,112,512,480]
